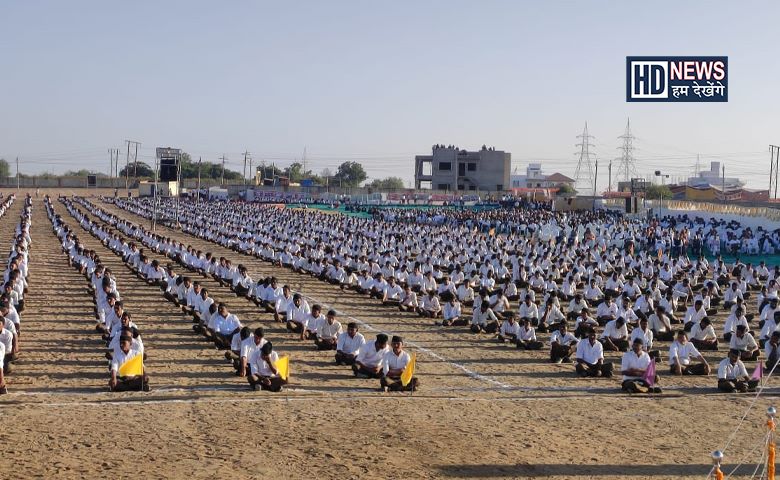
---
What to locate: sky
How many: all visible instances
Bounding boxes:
[1,1,779,191]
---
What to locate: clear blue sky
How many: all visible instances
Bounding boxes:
[1,1,778,190]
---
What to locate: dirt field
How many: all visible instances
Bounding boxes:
[0,188,777,479]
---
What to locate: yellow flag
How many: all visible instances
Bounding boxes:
[118,353,144,377]
[275,355,290,381]
[400,353,416,387]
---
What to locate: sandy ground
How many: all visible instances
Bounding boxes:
[0,187,778,479]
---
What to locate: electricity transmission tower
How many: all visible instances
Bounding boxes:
[574,122,596,195]
[614,118,637,183]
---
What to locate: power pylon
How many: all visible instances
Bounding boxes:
[614,118,637,183]
[574,122,596,195]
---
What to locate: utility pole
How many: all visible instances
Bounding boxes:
[197,156,202,203]
[15,157,19,191]
[608,160,613,192]
[242,150,250,185]
[593,159,599,211]
[133,141,140,180]
[722,164,726,205]
[249,157,254,186]
[125,141,131,191]
[220,155,227,186]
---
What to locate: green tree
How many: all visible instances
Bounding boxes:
[333,161,367,187]
[0,159,10,178]
[119,161,154,178]
[646,183,673,200]
[366,177,405,190]
[556,184,577,195]
[65,169,106,177]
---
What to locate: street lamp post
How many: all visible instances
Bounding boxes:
[654,170,670,219]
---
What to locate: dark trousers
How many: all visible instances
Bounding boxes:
[380,375,419,392]
[111,374,149,392]
[575,361,614,377]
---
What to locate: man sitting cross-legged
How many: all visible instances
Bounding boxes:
[669,330,711,376]
[315,309,343,350]
[600,317,629,352]
[717,348,759,393]
[379,336,418,392]
[620,337,661,394]
[575,328,614,378]
[352,333,390,379]
[109,336,150,392]
[335,322,366,366]
[247,342,287,392]
[549,322,578,363]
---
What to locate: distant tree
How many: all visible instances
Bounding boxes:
[556,184,577,195]
[333,161,367,187]
[119,161,154,178]
[0,159,9,178]
[646,184,673,200]
[64,169,106,177]
[366,177,405,190]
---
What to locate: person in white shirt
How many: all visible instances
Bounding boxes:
[729,324,760,361]
[381,277,404,306]
[688,317,718,351]
[717,349,758,393]
[109,336,150,392]
[575,329,614,377]
[315,310,343,350]
[648,305,675,342]
[0,320,16,374]
[301,304,326,341]
[723,306,750,342]
[379,336,418,392]
[353,333,389,378]
[497,311,521,343]
[247,342,287,392]
[550,322,578,363]
[208,303,242,350]
[238,328,267,377]
[352,333,390,378]
[669,330,710,375]
[470,303,499,334]
[516,318,544,350]
[600,317,629,352]
[285,294,311,335]
[398,284,420,314]
[538,297,565,333]
[620,338,660,394]
[335,322,366,366]
[419,292,442,318]
[441,294,464,326]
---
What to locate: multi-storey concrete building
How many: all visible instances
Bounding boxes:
[414,144,511,192]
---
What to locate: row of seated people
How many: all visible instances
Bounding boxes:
[50,196,149,392]
[0,193,28,394]
[44,196,151,392]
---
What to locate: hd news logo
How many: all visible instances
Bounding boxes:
[626,56,728,102]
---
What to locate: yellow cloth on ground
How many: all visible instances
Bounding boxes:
[118,354,143,377]
[400,353,416,387]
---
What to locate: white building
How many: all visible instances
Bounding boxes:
[510,164,575,189]
[686,161,743,189]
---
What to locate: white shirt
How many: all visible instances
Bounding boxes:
[381,349,411,376]
[600,320,628,340]
[356,342,390,368]
[576,339,604,364]
[668,341,701,366]
[251,350,280,377]
[717,358,748,380]
[336,331,366,355]
[621,350,651,381]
